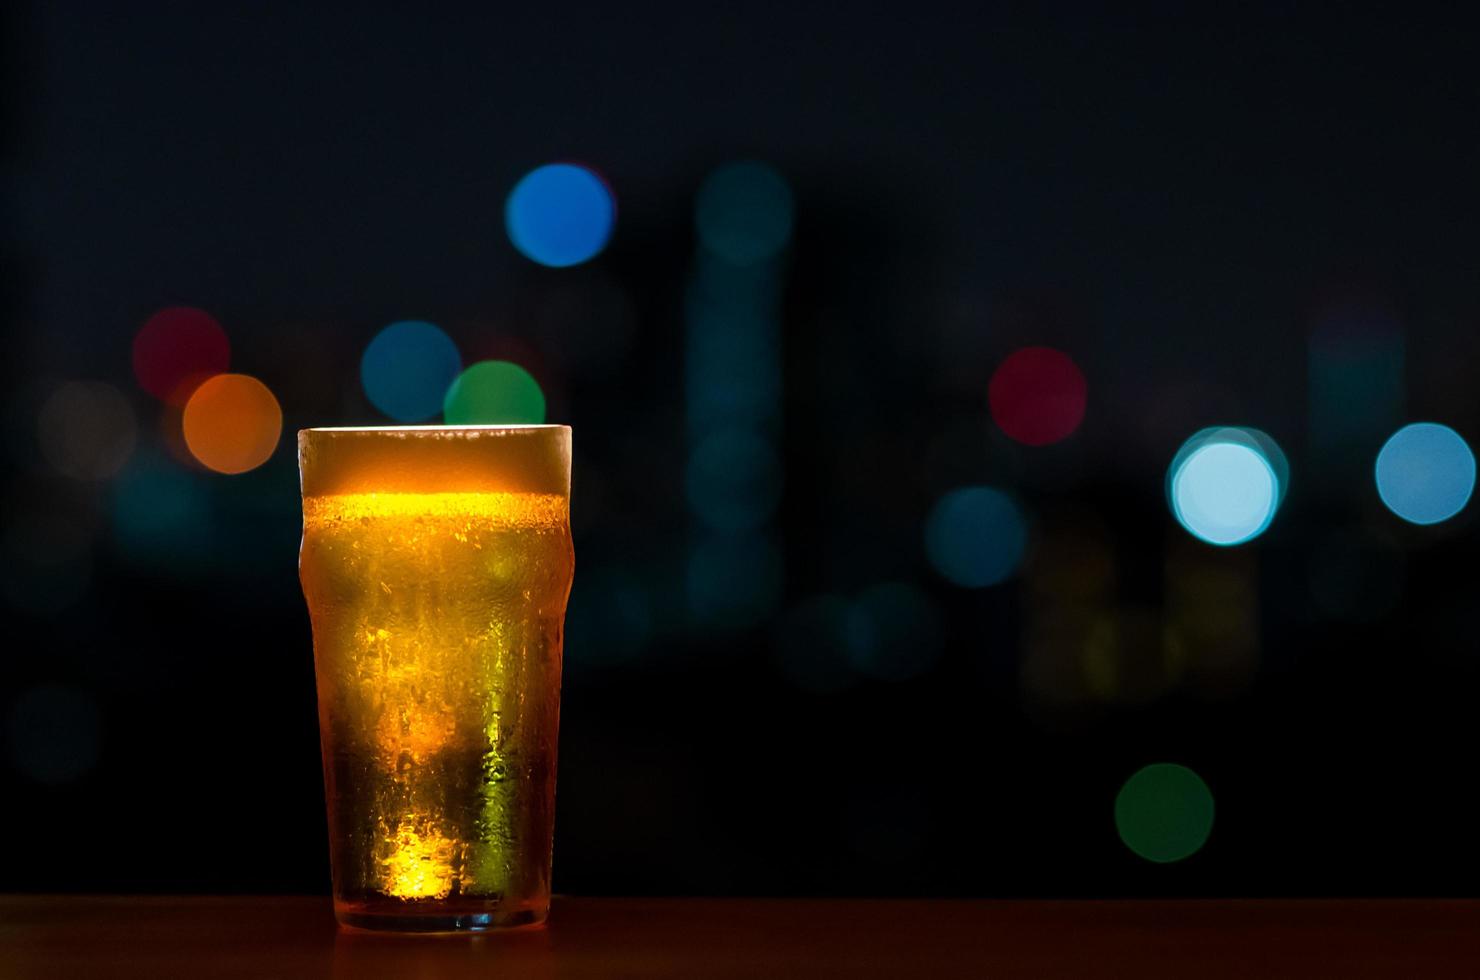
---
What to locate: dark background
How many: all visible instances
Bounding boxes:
[6,2,1480,897]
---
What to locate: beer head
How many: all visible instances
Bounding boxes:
[298,425,571,499]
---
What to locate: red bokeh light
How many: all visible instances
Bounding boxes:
[132,307,230,405]
[988,346,1087,446]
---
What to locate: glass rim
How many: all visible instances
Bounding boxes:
[300,424,569,434]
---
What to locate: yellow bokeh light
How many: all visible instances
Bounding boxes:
[182,373,282,474]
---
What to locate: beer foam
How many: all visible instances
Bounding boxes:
[299,425,571,498]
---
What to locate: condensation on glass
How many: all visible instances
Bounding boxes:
[298,425,573,932]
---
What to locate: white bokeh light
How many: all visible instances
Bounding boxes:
[1170,438,1280,546]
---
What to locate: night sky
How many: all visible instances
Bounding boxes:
[6,2,1480,897]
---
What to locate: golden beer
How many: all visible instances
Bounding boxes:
[298,426,573,932]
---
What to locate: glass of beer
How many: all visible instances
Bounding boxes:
[298,425,573,932]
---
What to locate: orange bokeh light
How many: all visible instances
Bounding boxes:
[182,373,283,474]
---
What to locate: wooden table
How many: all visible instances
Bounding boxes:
[4,896,1479,977]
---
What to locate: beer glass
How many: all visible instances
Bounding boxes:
[298,425,573,932]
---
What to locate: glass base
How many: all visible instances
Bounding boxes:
[335,898,548,933]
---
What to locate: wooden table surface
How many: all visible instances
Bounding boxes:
[4,895,1479,978]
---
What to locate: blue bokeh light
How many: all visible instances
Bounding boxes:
[1375,422,1475,525]
[360,320,462,422]
[695,161,794,265]
[924,487,1028,588]
[1169,435,1280,546]
[505,163,616,268]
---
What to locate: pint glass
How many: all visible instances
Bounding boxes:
[298,425,573,932]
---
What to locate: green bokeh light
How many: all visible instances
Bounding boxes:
[442,360,546,425]
[1114,763,1214,863]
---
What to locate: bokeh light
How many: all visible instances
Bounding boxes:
[1374,422,1475,525]
[1308,301,1404,481]
[685,286,784,438]
[1114,763,1215,863]
[442,360,546,425]
[1168,429,1283,546]
[6,684,102,785]
[844,583,945,681]
[132,306,230,404]
[687,534,782,628]
[1077,609,1187,706]
[36,381,137,480]
[1241,428,1290,507]
[360,320,462,422]
[181,373,283,474]
[924,486,1028,588]
[685,428,783,532]
[505,163,616,268]
[1163,543,1259,698]
[695,161,794,265]
[110,452,214,568]
[988,346,1087,446]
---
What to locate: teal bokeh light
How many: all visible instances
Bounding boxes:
[687,534,782,628]
[695,161,794,265]
[924,487,1028,588]
[844,583,944,681]
[1375,422,1475,525]
[110,453,213,568]
[684,428,783,532]
[360,320,461,422]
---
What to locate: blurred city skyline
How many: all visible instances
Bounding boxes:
[6,2,1480,898]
